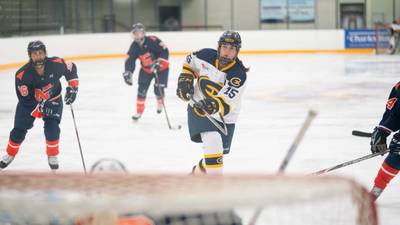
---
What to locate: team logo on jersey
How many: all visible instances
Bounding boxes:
[216,156,223,164]
[387,98,397,110]
[18,85,28,97]
[229,77,242,87]
[34,83,53,102]
[139,52,153,67]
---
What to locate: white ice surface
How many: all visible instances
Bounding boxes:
[0,54,399,224]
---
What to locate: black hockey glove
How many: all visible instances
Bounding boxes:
[176,75,194,101]
[64,86,78,105]
[39,100,61,118]
[194,98,219,115]
[389,132,400,154]
[370,127,390,154]
[123,71,133,86]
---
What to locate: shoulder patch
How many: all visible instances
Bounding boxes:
[387,97,397,110]
[229,77,242,87]
[226,67,247,88]
[149,36,157,42]
[16,70,25,80]
[52,58,63,64]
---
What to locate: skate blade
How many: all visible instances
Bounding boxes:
[132,116,141,121]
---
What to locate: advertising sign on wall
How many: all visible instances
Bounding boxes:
[260,0,315,23]
[345,29,389,48]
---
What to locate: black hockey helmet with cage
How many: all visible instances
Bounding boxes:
[27,40,47,57]
[131,22,145,33]
[218,31,242,51]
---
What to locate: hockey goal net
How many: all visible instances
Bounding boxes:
[0,172,377,225]
[375,23,397,54]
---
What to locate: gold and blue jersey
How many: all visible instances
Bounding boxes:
[181,48,247,124]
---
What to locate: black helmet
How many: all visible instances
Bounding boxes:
[27,40,46,57]
[131,22,145,33]
[218,31,241,51]
[217,31,241,66]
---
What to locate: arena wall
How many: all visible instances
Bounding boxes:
[0,30,373,71]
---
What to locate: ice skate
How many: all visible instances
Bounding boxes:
[48,156,59,170]
[0,154,15,169]
[132,113,142,121]
[156,97,164,114]
[370,186,383,201]
[190,159,206,175]
[156,103,163,114]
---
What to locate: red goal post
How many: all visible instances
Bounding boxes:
[0,172,377,225]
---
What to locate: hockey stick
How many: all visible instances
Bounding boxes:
[70,104,87,174]
[312,150,389,175]
[278,110,318,172]
[153,68,182,130]
[352,130,372,138]
[248,110,318,225]
[189,95,228,136]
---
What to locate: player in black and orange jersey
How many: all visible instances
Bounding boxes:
[369,81,400,199]
[122,23,169,121]
[0,40,79,171]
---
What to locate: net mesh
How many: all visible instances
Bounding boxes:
[0,172,377,225]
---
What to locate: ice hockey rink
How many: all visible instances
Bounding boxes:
[0,53,399,224]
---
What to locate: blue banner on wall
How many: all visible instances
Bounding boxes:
[345,29,390,48]
[345,29,376,48]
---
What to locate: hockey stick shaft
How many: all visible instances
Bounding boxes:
[248,110,318,225]
[352,130,372,138]
[153,69,180,130]
[70,104,87,174]
[279,110,318,172]
[189,96,228,135]
[312,150,389,175]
